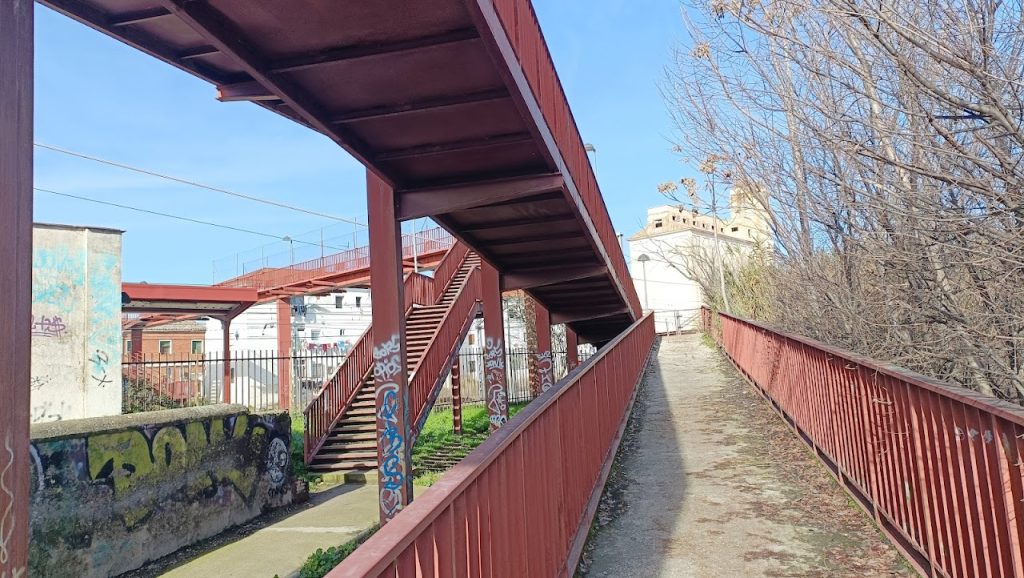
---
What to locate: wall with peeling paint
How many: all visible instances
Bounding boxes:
[27,405,296,577]
[31,223,123,423]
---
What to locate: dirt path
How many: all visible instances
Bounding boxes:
[580,334,913,577]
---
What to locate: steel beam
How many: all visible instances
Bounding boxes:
[221,317,232,403]
[501,264,606,291]
[451,357,463,435]
[375,132,532,162]
[481,262,509,430]
[216,80,278,102]
[397,173,562,221]
[157,0,384,183]
[332,89,510,124]
[367,170,413,523]
[552,306,631,325]
[270,28,480,74]
[0,2,32,573]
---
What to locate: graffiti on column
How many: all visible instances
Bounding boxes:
[373,335,406,519]
[0,431,16,573]
[30,315,67,339]
[90,349,112,388]
[484,337,508,427]
[537,350,554,392]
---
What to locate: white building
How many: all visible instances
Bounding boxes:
[628,188,771,333]
[204,288,373,354]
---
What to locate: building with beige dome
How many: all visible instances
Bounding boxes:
[628,187,771,332]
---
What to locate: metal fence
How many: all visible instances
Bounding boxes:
[706,308,1024,578]
[122,345,595,414]
[122,350,347,413]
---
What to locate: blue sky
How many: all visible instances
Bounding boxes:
[33,1,694,284]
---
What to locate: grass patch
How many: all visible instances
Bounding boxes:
[412,402,527,485]
[290,414,322,486]
[288,524,380,578]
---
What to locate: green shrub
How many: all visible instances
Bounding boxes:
[297,524,380,578]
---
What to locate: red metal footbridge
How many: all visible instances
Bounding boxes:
[6,1,1024,576]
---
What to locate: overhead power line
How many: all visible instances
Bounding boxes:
[34,142,368,227]
[34,187,349,252]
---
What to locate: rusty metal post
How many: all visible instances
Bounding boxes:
[276,298,292,411]
[130,325,144,361]
[566,327,579,369]
[482,262,509,429]
[367,170,413,523]
[221,317,232,404]
[0,1,32,575]
[529,297,554,394]
[451,357,463,435]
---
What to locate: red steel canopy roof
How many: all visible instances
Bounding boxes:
[44,0,643,343]
[122,282,257,327]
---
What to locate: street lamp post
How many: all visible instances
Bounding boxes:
[637,254,651,311]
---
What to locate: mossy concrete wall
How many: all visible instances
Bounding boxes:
[28,405,296,577]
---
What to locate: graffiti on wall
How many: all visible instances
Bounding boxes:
[484,337,508,428]
[29,411,293,577]
[89,350,112,388]
[32,248,84,308]
[30,316,67,339]
[537,350,554,392]
[373,334,406,519]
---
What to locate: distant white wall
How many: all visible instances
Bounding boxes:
[31,224,123,422]
[629,228,757,333]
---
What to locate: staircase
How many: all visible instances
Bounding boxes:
[304,247,481,476]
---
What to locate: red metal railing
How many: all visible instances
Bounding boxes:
[404,272,435,311]
[303,243,477,463]
[492,0,642,319]
[329,314,655,577]
[304,324,374,463]
[705,308,1024,578]
[220,227,454,293]
[409,266,482,436]
[429,242,470,303]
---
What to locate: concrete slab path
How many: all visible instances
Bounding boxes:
[581,334,913,578]
[158,483,379,578]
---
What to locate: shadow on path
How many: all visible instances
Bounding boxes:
[579,334,913,577]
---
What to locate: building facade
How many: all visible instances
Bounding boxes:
[628,188,771,333]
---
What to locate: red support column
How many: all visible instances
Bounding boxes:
[533,300,554,392]
[482,262,509,429]
[367,170,413,523]
[276,298,292,411]
[566,327,579,370]
[451,357,463,435]
[130,326,144,361]
[0,1,33,575]
[222,317,232,404]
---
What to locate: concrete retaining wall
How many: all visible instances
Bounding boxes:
[28,405,296,577]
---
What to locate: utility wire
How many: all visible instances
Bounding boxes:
[34,187,349,252]
[34,142,368,227]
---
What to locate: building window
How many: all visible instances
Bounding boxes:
[339,329,345,336]
[731,227,739,232]
[125,340,132,354]
[355,296,363,308]
[191,340,204,354]
[335,295,344,308]
[159,340,172,355]
[311,329,321,339]
[654,219,663,228]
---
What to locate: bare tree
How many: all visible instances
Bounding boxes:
[666,0,1024,400]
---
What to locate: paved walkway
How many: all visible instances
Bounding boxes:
[134,483,380,578]
[582,334,913,578]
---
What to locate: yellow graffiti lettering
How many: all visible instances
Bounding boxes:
[87,430,154,494]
